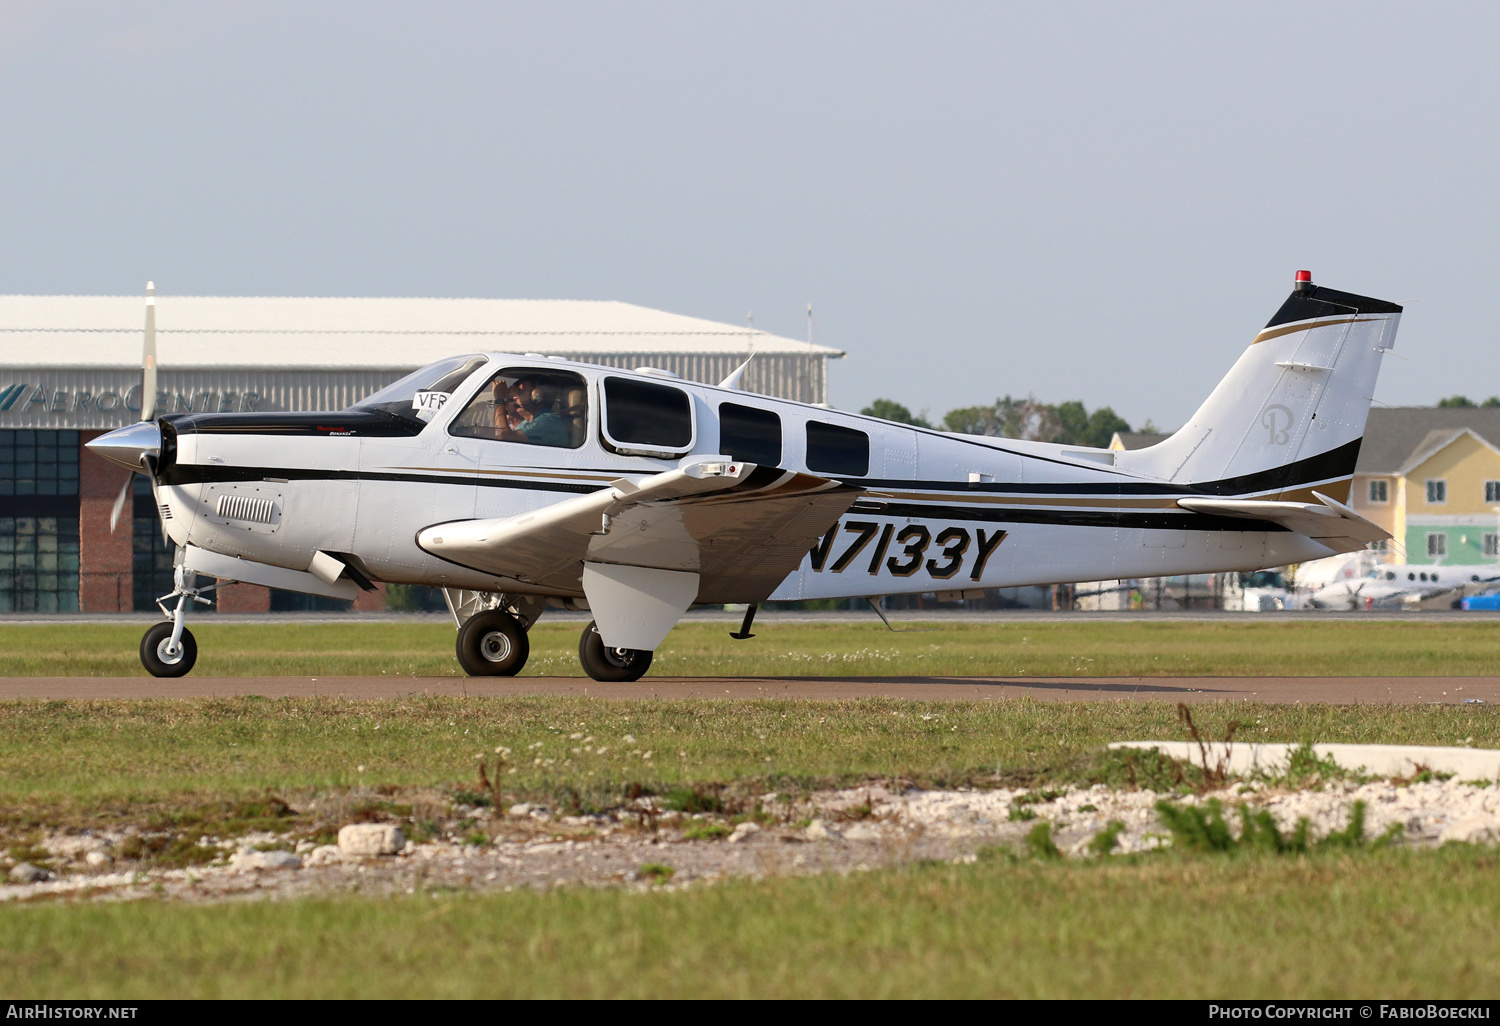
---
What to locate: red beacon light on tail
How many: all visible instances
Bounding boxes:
[1294,269,1314,292]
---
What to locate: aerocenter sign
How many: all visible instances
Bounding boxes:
[0,367,397,430]
[0,383,263,416]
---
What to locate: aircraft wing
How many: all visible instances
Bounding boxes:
[1177,490,1390,554]
[418,458,861,602]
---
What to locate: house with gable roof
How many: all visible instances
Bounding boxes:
[1114,410,1500,569]
[1346,408,1500,566]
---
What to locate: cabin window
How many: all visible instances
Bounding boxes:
[718,403,782,467]
[1368,480,1388,504]
[449,368,589,449]
[1486,533,1500,557]
[1486,481,1500,503]
[1427,479,1447,504]
[602,377,693,455]
[1428,532,1447,557]
[805,421,869,477]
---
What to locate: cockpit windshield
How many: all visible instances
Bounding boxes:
[350,355,489,426]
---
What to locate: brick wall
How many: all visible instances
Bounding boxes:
[353,582,388,612]
[216,582,271,612]
[77,431,133,612]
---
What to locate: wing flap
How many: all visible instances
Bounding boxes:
[1178,490,1390,552]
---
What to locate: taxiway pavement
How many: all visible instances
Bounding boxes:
[0,675,1495,703]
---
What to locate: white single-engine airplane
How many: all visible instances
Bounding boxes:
[90,272,1401,681]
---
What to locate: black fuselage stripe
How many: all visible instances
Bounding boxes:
[847,438,1362,498]
[160,464,601,493]
[161,462,799,497]
[850,500,1287,532]
[163,433,1352,531]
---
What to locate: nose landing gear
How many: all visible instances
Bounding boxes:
[140,565,215,678]
[140,622,197,677]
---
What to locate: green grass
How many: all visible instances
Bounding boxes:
[3,692,1496,998]
[6,619,1500,677]
[4,848,1500,998]
[1,696,1496,810]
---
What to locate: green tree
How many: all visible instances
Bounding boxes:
[1052,401,1090,444]
[942,404,1002,435]
[940,395,1128,447]
[1438,395,1477,408]
[860,398,932,429]
[1082,406,1131,448]
[1483,398,1500,408]
[944,395,1058,438]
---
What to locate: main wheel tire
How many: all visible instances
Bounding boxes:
[140,622,198,678]
[577,621,653,682]
[456,610,530,676]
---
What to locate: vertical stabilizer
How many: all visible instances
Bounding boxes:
[1115,272,1401,502]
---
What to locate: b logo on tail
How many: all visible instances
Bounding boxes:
[1262,404,1292,445]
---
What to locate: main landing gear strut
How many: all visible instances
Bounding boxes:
[450,606,654,682]
[140,565,215,678]
[577,621,652,683]
[446,593,656,683]
[447,572,683,684]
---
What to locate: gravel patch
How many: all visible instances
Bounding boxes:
[4,776,1500,905]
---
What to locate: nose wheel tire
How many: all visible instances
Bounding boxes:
[456,610,530,676]
[140,622,198,678]
[578,621,653,682]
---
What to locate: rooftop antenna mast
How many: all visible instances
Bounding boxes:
[806,302,813,345]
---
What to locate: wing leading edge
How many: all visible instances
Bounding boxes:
[417,458,862,603]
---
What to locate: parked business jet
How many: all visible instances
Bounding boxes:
[1309,563,1500,609]
[90,272,1401,680]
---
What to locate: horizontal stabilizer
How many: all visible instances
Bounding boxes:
[1177,490,1390,554]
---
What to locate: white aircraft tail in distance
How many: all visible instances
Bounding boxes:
[89,270,1402,679]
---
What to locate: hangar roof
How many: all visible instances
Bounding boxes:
[0,295,843,369]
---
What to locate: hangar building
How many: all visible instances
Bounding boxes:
[0,294,843,613]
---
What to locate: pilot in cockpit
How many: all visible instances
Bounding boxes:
[492,376,569,447]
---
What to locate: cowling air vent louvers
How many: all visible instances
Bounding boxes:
[215,494,275,525]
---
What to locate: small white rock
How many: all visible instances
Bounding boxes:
[338,823,405,856]
[727,822,761,843]
[306,845,342,865]
[231,850,302,870]
[507,803,537,818]
[804,819,843,842]
[1440,816,1500,845]
[842,822,882,842]
[85,851,113,869]
[294,840,314,854]
[8,862,49,883]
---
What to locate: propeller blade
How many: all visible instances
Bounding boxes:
[141,281,157,422]
[108,473,133,533]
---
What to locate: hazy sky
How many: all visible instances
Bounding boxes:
[0,1,1495,428]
